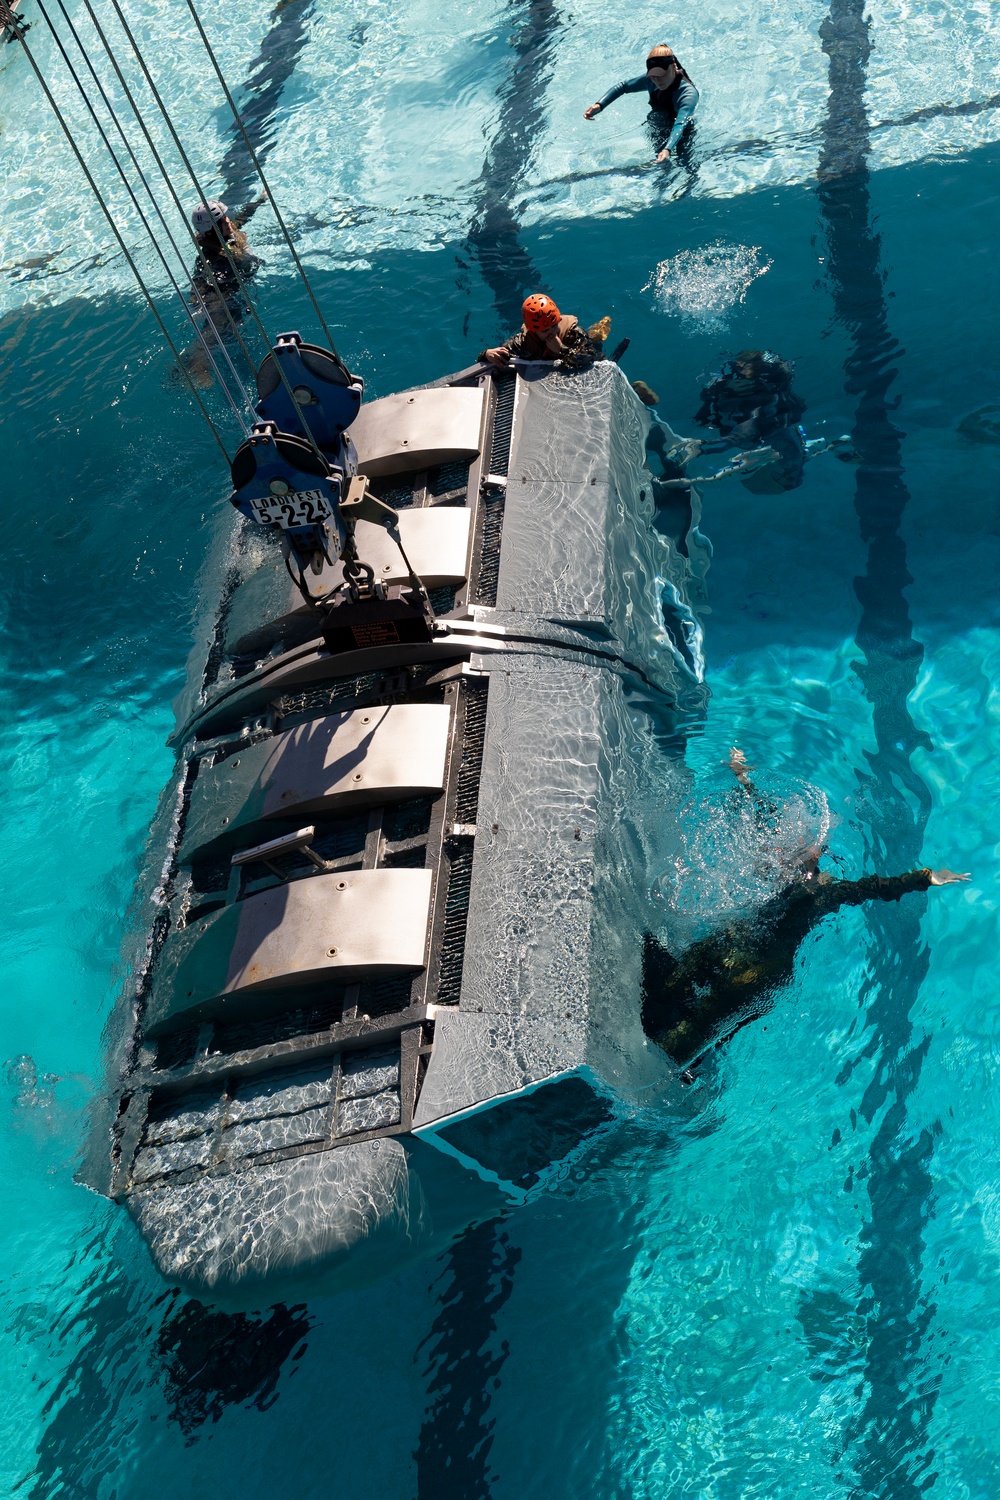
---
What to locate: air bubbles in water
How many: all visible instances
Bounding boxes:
[642,241,773,331]
[654,770,833,935]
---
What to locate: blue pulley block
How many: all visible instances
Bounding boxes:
[228,420,346,569]
[255,331,364,455]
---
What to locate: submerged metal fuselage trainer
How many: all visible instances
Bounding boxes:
[91,345,710,1302]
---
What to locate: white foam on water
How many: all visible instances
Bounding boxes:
[642,240,772,331]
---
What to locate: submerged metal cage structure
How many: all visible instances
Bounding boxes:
[91,358,711,1299]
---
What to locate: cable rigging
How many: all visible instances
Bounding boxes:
[0,0,234,463]
[2,0,344,463]
[1,0,396,621]
[38,0,254,432]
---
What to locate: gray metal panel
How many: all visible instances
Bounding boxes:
[180,703,451,863]
[352,386,484,477]
[413,643,680,1129]
[491,364,704,711]
[225,509,472,657]
[148,869,433,1029]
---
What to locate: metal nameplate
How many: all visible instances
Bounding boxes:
[249,488,332,528]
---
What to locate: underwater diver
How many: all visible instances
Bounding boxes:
[480,294,608,369]
[642,748,970,1069]
[693,348,814,493]
[584,44,699,164]
[183,197,265,387]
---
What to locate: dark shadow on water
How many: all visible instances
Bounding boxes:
[818,3,939,1495]
[466,0,566,326]
[217,0,318,205]
[415,1218,520,1499]
[26,1247,312,1494]
[155,1291,311,1441]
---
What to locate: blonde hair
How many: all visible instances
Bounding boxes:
[197,223,248,256]
[645,42,691,83]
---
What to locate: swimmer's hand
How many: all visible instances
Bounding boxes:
[483,347,511,368]
[584,103,602,120]
[929,869,971,886]
[656,148,671,162]
[731,446,777,473]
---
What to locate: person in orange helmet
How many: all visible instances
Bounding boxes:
[480,293,606,369]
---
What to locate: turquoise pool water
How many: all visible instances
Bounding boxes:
[2,0,1000,1493]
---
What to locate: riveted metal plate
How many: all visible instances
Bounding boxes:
[351,387,484,477]
[180,703,452,863]
[147,869,433,1030]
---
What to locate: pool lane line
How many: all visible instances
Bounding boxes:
[217,0,318,205]
[415,1218,521,1499]
[466,0,567,327]
[816,2,939,1494]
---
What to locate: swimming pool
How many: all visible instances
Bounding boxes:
[1,0,999,1493]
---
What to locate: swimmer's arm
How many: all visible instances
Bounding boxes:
[479,329,527,366]
[818,867,969,912]
[585,76,647,118]
[663,79,699,154]
[231,195,267,229]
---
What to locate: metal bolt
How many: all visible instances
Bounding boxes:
[327,946,338,956]
[336,880,348,890]
[352,773,363,783]
[361,716,371,724]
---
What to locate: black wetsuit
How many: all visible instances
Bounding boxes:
[642,867,933,1065]
[696,369,808,492]
[596,73,699,158]
[190,201,263,329]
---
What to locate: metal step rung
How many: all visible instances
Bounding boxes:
[231,826,326,874]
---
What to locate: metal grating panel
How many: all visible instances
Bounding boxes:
[489,372,516,476]
[272,672,386,721]
[368,475,417,509]
[434,677,489,1006]
[428,585,459,616]
[436,843,474,1007]
[455,680,488,825]
[475,496,504,608]
[427,460,471,496]
[208,992,346,1056]
[155,1025,202,1072]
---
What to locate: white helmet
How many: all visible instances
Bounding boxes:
[191,199,229,234]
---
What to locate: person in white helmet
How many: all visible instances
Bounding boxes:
[183,196,264,386]
[190,196,264,304]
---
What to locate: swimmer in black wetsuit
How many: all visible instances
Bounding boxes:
[183,196,265,387]
[695,349,810,493]
[642,749,970,1068]
[585,44,699,164]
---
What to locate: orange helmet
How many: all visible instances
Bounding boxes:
[522,293,560,333]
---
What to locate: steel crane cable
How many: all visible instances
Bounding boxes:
[181,0,340,359]
[106,0,331,468]
[76,0,262,396]
[37,0,253,432]
[0,4,232,462]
